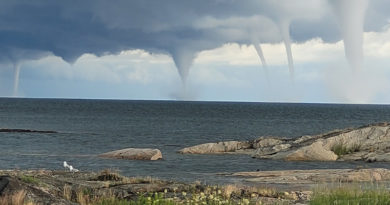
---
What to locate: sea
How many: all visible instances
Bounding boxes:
[1,98,390,184]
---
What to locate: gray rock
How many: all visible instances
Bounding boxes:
[339,151,369,161]
[365,153,390,162]
[274,144,291,151]
[253,144,291,157]
[253,137,283,149]
[293,135,315,144]
[99,148,162,160]
[178,141,251,154]
[253,147,277,156]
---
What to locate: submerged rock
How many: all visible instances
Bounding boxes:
[0,128,57,133]
[99,148,162,160]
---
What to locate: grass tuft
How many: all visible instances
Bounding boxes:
[310,184,390,205]
[20,175,40,185]
[63,184,72,201]
[0,190,27,205]
[331,140,361,157]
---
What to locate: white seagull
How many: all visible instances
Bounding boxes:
[63,161,79,172]
[63,161,69,169]
[69,165,79,173]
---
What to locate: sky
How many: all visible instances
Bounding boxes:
[1,0,390,104]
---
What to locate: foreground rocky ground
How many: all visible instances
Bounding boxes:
[0,169,308,205]
[179,122,390,162]
[1,168,390,204]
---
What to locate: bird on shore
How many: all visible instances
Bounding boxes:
[63,161,69,170]
[69,165,79,172]
[63,161,79,172]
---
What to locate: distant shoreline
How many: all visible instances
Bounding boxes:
[1,97,390,106]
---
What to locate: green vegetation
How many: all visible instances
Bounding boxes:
[310,185,390,205]
[72,183,263,205]
[331,140,361,157]
[64,170,299,204]
[20,175,40,185]
[95,193,176,205]
[92,191,252,205]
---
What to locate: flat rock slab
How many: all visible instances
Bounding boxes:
[231,168,390,184]
[99,148,162,160]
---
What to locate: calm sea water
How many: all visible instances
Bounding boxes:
[1,98,390,183]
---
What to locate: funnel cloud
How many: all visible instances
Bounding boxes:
[12,63,21,97]
[330,0,369,71]
[0,0,390,102]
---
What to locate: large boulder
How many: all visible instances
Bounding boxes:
[178,141,251,154]
[285,141,338,161]
[99,148,162,160]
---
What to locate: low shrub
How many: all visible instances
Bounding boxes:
[95,169,123,181]
[331,140,361,157]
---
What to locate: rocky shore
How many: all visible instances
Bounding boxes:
[0,169,306,204]
[2,168,390,205]
[2,167,390,205]
[179,122,390,162]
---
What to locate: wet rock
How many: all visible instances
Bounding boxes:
[99,148,162,160]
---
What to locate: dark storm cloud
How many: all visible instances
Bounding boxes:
[0,0,388,65]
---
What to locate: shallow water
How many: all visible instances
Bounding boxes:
[1,98,390,183]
